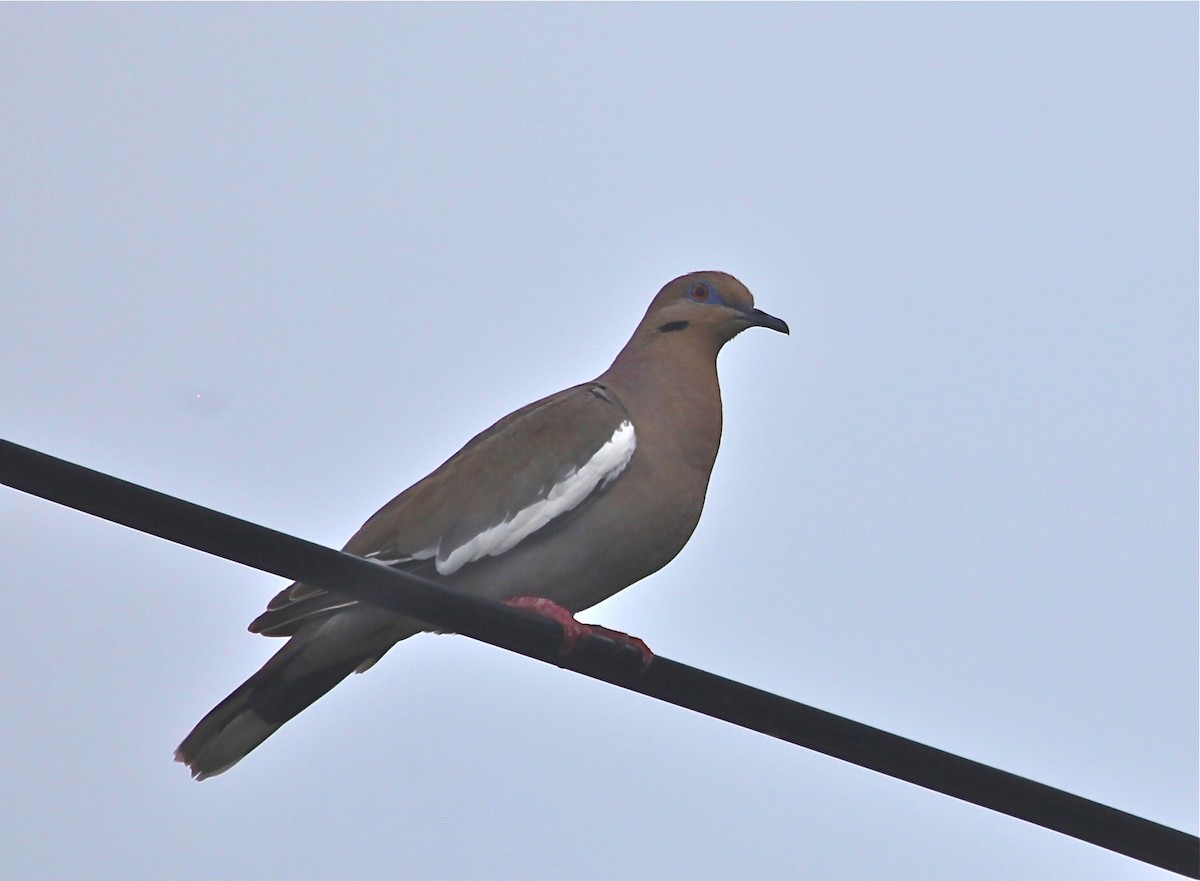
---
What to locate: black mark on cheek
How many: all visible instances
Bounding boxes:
[658,321,690,333]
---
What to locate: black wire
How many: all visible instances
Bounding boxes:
[1,438,1196,877]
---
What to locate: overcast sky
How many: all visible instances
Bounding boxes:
[1,5,1196,880]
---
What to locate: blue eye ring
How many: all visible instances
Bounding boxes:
[688,282,713,302]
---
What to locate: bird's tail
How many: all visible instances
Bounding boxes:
[175,615,411,780]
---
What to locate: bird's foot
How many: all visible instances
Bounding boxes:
[504,597,654,670]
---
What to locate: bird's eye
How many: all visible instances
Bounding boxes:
[690,283,710,301]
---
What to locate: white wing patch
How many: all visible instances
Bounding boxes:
[365,547,434,566]
[436,420,636,576]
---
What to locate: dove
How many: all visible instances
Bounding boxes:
[176,271,788,779]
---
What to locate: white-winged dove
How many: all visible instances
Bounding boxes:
[176,271,788,779]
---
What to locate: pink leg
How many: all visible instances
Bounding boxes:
[505,597,589,653]
[505,597,654,669]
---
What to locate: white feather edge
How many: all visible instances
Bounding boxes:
[364,421,636,576]
[418,420,637,576]
[437,420,636,574]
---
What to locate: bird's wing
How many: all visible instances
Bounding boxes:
[249,382,634,636]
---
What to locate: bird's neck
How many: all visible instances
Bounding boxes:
[599,334,724,472]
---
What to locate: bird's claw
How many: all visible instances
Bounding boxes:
[504,597,654,670]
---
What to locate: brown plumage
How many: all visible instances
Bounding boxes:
[176,271,787,779]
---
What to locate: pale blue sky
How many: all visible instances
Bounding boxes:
[1,5,1196,879]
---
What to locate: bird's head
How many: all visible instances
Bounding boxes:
[640,271,789,348]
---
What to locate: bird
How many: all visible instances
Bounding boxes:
[175,270,788,779]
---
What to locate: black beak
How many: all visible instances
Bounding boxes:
[744,307,790,335]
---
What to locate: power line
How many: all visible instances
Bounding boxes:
[1,438,1196,877]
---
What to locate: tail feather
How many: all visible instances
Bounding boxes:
[175,652,366,780]
[178,609,422,780]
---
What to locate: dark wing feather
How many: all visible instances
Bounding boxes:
[248,382,630,636]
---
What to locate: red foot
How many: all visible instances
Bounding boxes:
[505,597,654,669]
